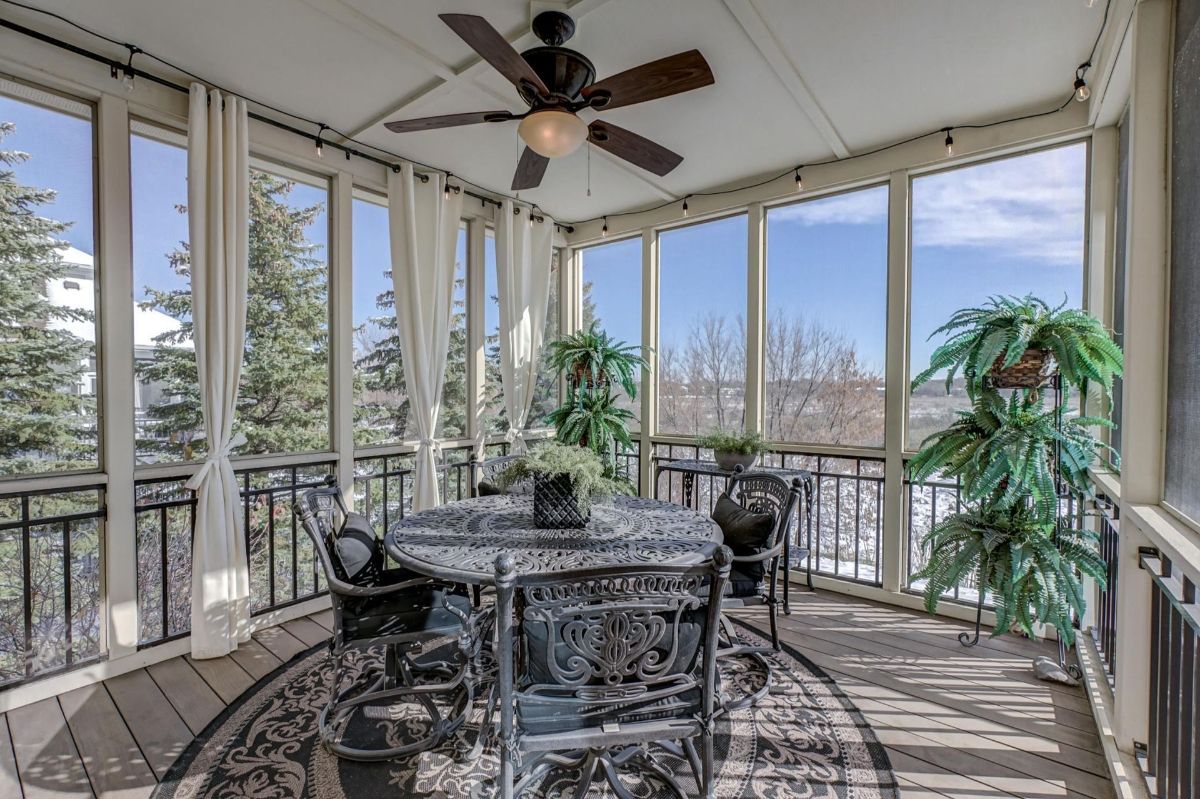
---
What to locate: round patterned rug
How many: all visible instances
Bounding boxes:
[154,623,897,798]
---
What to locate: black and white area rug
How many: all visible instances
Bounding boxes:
[153,622,897,798]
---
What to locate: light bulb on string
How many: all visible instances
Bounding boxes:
[682,197,689,217]
[601,217,609,237]
[943,129,954,157]
[794,168,803,192]
[1074,76,1091,102]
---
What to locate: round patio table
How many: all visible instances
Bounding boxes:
[384,493,722,584]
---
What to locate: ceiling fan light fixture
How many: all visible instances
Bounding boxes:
[518,109,588,158]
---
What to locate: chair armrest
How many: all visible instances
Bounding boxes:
[730,542,784,565]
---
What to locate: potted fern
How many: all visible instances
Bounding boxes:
[909,297,1122,656]
[696,429,768,471]
[912,295,1123,398]
[497,441,634,528]
[545,322,648,395]
[545,385,636,466]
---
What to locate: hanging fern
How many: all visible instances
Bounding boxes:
[909,390,1116,524]
[544,321,649,398]
[545,385,636,468]
[912,504,1106,646]
[911,295,1124,400]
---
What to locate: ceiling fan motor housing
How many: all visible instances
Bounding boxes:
[518,46,596,106]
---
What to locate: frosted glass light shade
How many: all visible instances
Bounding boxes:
[517,109,588,158]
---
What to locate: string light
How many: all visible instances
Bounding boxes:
[601,217,609,237]
[1074,64,1092,102]
[444,174,452,199]
[315,124,326,158]
[682,197,689,217]
[794,168,803,192]
[120,45,139,92]
[943,128,954,157]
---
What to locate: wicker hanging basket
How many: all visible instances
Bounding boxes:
[570,362,608,390]
[989,348,1056,389]
[533,472,591,529]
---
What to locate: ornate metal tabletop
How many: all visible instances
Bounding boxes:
[384,494,722,584]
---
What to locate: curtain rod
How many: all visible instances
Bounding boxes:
[0,15,574,232]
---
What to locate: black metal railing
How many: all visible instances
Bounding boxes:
[239,461,335,614]
[135,459,336,648]
[1093,495,1119,683]
[651,442,885,586]
[614,440,642,493]
[353,442,514,536]
[0,485,105,688]
[904,469,985,603]
[135,477,195,647]
[1138,548,1199,799]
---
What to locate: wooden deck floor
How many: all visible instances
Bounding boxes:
[0,591,1113,799]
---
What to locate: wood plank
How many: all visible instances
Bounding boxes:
[186,655,254,706]
[228,638,283,681]
[768,616,1104,750]
[252,626,308,663]
[58,684,156,799]
[308,608,334,632]
[784,595,1094,706]
[773,610,1096,720]
[280,617,330,648]
[7,697,93,798]
[145,658,223,736]
[0,715,25,799]
[104,670,191,781]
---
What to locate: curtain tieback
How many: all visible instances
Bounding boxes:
[418,438,443,461]
[185,431,248,491]
[504,427,529,454]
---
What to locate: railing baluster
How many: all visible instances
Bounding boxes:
[62,519,72,665]
[21,495,32,678]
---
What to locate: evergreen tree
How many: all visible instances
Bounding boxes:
[139,171,329,457]
[0,121,94,474]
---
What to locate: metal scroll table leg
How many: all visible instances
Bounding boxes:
[683,472,695,510]
[782,529,791,615]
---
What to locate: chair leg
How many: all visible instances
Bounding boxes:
[768,597,781,651]
[702,723,715,799]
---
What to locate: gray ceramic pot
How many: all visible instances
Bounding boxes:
[714,451,758,472]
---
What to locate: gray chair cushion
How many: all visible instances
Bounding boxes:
[333,512,383,585]
[711,493,774,582]
[341,581,469,643]
[477,479,504,496]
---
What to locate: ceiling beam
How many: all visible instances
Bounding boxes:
[1086,0,1137,127]
[343,0,618,139]
[720,0,850,159]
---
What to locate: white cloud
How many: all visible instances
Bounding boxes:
[770,145,1086,266]
[771,186,888,225]
[912,145,1087,266]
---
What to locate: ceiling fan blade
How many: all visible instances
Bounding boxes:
[588,121,683,176]
[582,50,714,111]
[384,111,513,133]
[440,14,550,97]
[511,147,550,191]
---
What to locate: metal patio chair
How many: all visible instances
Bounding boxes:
[493,546,732,799]
[295,480,489,761]
[711,467,803,708]
[468,452,527,497]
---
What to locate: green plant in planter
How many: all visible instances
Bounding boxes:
[545,386,636,465]
[908,390,1116,521]
[911,503,1106,646]
[545,322,649,397]
[912,295,1124,400]
[696,429,768,471]
[909,298,1122,649]
[497,441,634,512]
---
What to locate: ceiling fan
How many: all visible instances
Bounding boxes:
[384,10,715,191]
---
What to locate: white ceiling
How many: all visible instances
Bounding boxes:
[5,0,1104,223]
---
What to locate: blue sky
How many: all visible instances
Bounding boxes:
[5,89,1085,380]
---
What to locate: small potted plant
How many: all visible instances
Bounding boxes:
[545,322,649,396]
[497,441,634,528]
[696,429,768,472]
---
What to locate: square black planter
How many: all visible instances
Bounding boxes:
[533,472,590,529]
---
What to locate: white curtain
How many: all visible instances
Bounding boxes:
[389,164,464,511]
[184,84,251,659]
[495,200,554,452]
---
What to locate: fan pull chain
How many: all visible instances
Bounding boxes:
[587,142,592,197]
